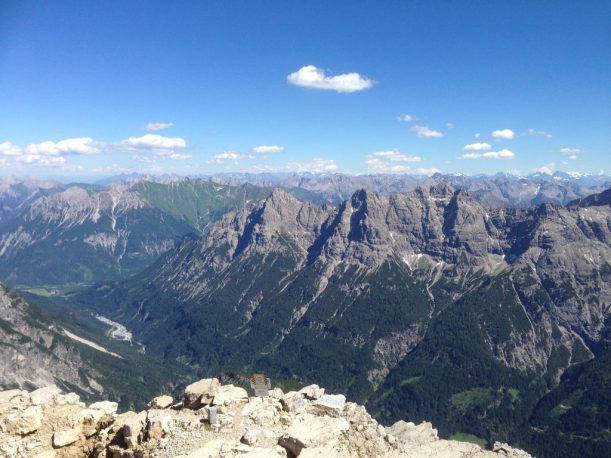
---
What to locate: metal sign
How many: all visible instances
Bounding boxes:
[250,373,271,397]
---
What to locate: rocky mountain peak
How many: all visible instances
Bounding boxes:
[0,381,532,458]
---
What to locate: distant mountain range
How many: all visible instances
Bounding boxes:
[73,183,611,456]
[1,172,608,288]
[0,179,273,286]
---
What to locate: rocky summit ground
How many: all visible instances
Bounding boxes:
[0,379,532,458]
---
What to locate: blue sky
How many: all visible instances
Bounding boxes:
[1,0,610,180]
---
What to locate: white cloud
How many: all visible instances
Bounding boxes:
[446,122,454,129]
[1,137,100,167]
[366,160,411,173]
[252,145,284,154]
[91,164,129,174]
[568,154,578,160]
[397,114,415,122]
[415,167,441,176]
[121,134,186,150]
[525,128,552,138]
[287,65,374,93]
[461,149,515,160]
[286,157,338,173]
[155,151,191,160]
[534,162,555,174]
[366,149,430,174]
[145,122,174,131]
[15,154,67,166]
[208,151,255,164]
[411,125,443,138]
[131,154,157,164]
[491,129,515,139]
[25,137,100,156]
[475,133,481,138]
[368,150,422,162]
[0,141,22,156]
[559,147,582,155]
[464,142,492,151]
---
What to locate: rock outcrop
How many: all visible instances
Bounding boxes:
[0,380,531,458]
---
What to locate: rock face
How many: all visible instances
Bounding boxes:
[0,285,105,395]
[0,381,531,458]
[86,186,610,380]
[77,185,610,456]
[0,184,195,286]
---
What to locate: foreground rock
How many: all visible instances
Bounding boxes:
[0,381,532,457]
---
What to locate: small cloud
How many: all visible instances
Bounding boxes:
[534,162,555,174]
[525,128,552,138]
[475,133,481,138]
[366,149,428,174]
[397,114,416,122]
[464,142,492,151]
[461,149,515,160]
[411,125,443,138]
[155,151,191,160]
[368,150,422,162]
[415,167,441,176]
[446,122,454,129]
[121,134,186,150]
[145,122,174,131]
[131,154,157,164]
[287,65,374,93]
[568,154,577,160]
[491,129,515,140]
[209,151,249,164]
[559,147,582,155]
[286,157,338,173]
[252,145,284,154]
[91,163,129,174]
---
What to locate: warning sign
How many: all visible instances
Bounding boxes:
[250,373,271,397]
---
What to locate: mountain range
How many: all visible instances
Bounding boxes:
[72,183,611,457]
[1,172,608,287]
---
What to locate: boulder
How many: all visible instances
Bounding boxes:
[89,400,118,415]
[149,395,174,409]
[30,385,62,406]
[241,428,266,446]
[53,427,81,447]
[147,409,173,440]
[0,389,25,404]
[183,378,221,409]
[279,413,350,456]
[242,397,282,426]
[280,391,307,413]
[212,385,248,406]
[388,420,438,446]
[299,385,325,400]
[79,408,109,437]
[3,405,43,435]
[311,394,346,417]
[116,410,147,448]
